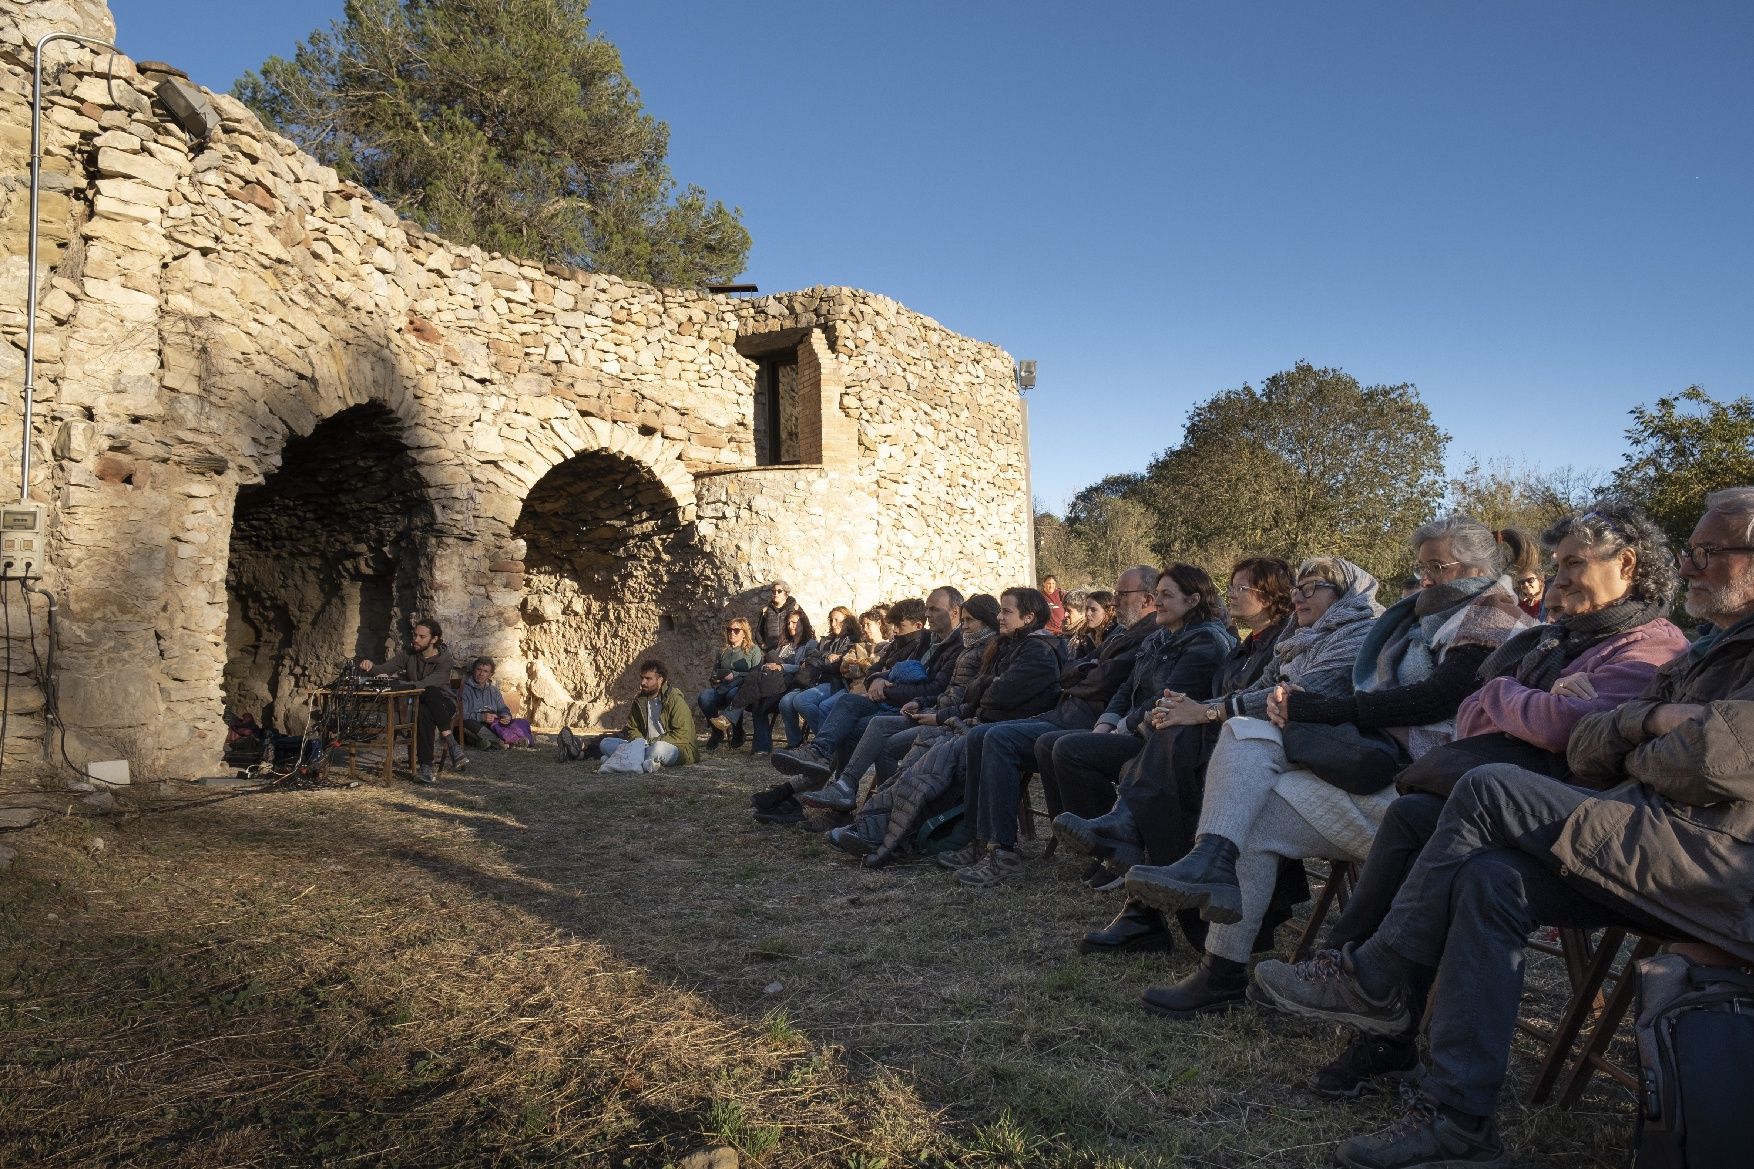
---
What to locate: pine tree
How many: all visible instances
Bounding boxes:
[235,0,750,287]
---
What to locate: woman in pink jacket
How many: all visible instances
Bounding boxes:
[1284,501,1690,1101]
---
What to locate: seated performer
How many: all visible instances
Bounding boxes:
[360,617,461,784]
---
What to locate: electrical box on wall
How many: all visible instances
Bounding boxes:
[1,503,45,578]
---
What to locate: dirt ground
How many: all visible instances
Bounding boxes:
[0,741,1637,1167]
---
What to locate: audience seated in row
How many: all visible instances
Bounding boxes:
[560,484,1754,1168]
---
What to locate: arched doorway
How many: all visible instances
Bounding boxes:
[514,448,695,727]
[223,403,435,729]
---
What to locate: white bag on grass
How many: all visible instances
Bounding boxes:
[598,738,650,773]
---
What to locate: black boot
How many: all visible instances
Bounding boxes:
[1052,806,1144,863]
[1141,953,1249,1018]
[1123,834,1242,924]
[705,727,724,751]
[1080,898,1174,955]
[729,719,746,749]
[750,781,795,811]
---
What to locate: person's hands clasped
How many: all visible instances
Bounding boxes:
[1266,682,1297,728]
[1151,690,1208,729]
[1550,674,1597,700]
[866,678,890,702]
[762,662,783,673]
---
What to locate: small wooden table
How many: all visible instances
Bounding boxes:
[314,685,422,783]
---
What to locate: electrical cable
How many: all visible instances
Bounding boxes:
[1,578,11,784]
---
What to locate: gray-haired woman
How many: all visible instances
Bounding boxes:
[1255,500,1690,1097]
[1125,514,1534,1017]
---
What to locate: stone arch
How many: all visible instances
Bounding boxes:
[510,432,701,727]
[223,400,437,729]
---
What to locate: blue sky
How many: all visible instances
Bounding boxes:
[106,0,1754,510]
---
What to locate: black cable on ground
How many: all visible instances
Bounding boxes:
[2,578,12,785]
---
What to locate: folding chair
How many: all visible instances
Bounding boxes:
[1291,859,1358,962]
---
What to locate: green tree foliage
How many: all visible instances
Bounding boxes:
[1034,476,1157,588]
[1137,362,1449,587]
[1613,386,1754,549]
[235,0,751,287]
[1445,455,1607,539]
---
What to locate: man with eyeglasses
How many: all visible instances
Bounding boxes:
[949,566,1163,855]
[1250,485,1754,1169]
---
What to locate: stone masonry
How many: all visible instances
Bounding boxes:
[0,0,1031,777]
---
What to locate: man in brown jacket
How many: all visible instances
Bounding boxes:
[1248,486,1754,1169]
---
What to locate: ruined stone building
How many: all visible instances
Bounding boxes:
[0,1,1031,778]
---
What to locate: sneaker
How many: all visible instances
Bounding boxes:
[557,727,582,762]
[800,775,857,811]
[449,752,469,772]
[1333,1091,1507,1169]
[750,781,796,811]
[753,796,805,825]
[957,846,1025,888]
[710,714,733,733]
[934,840,984,871]
[771,745,833,782]
[1247,946,1411,1036]
[415,765,436,784]
[1313,1034,1423,1100]
[641,749,661,774]
[827,825,876,857]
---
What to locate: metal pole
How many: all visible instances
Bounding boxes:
[24,31,121,502]
[1016,363,1037,587]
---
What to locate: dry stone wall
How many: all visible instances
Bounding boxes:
[0,0,1031,777]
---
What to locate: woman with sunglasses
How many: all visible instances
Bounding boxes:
[698,617,761,750]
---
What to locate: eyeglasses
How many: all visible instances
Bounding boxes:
[1116,588,1151,597]
[1228,584,1263,595]
[1678,544,1754,571]
[1412,559,1461,578]
[1291,582,1338,601]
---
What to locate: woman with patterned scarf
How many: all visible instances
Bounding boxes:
[1278,501,1688,1101]
[1125,515,1533,1019]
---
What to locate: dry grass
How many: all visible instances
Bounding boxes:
[0,744,1636,1167]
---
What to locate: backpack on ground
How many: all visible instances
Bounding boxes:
[1631,952,1754,1169]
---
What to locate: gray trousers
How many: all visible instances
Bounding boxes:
[1199,721,1371,963]
[1377,765,1669,1118]
[839,714,914,793]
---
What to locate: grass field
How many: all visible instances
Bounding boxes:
[0,742,1637,1167]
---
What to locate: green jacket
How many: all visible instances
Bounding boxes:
[623,684,699,765]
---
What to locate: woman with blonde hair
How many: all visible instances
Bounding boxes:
[698,616,761,750]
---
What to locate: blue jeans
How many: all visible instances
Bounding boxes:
[1375,765,1668,1118]
[695,685,742,730]
[779,683,834,746]
[599,736,681,768]
[813,693,881,762]
[963,718,1059,848]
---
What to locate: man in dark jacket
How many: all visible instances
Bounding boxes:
[957,566,1160,851]
[756,581,800,652]
[1249,486,1754,1169]
[798,587,968,811]
[359,617,459,784]
[755,594,945,820]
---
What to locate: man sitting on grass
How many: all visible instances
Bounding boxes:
[591,661,698,773]
[1249,486,1754,1169]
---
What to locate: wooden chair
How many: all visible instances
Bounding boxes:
[1291,859,1358,962]
[1516,928,1747,1108]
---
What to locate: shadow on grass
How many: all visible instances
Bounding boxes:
[0,749,1638,1168]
